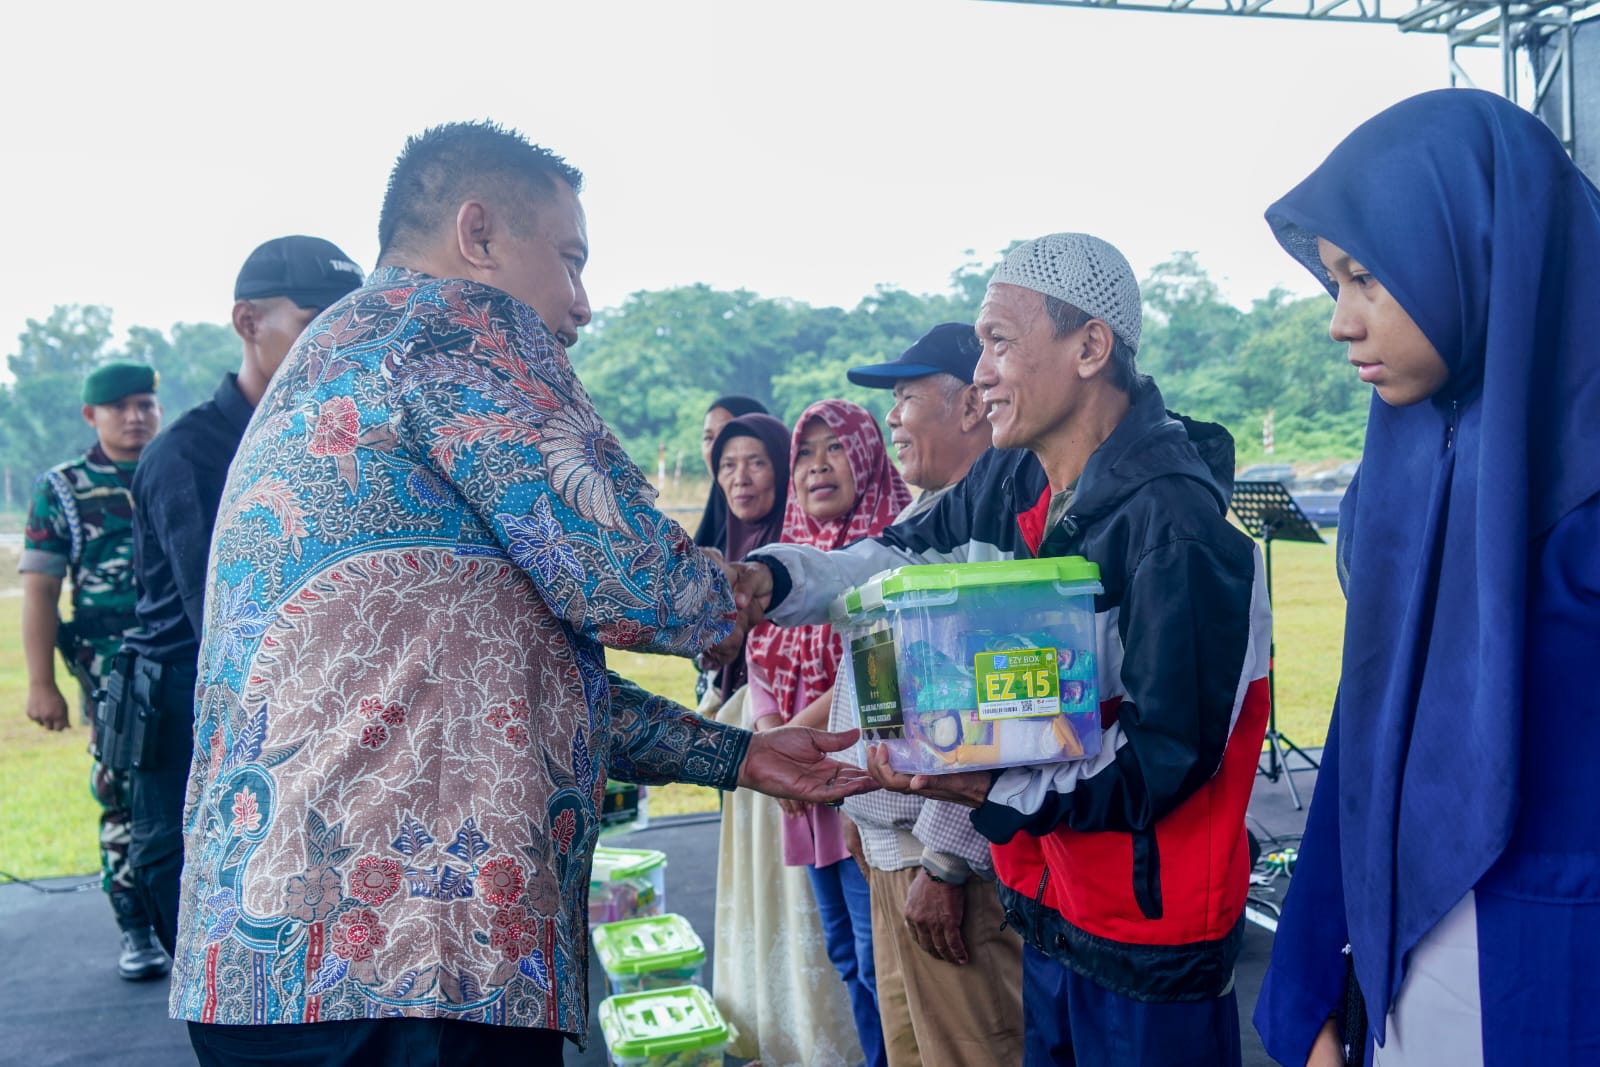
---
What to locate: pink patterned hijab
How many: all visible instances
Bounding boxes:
[746,399,910,716]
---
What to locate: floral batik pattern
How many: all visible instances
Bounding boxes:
[169,267,747,1035]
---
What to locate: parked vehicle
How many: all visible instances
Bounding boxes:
[1291,490,1343,528]
[1237,464,1296,487]
[1308,459,1361,491]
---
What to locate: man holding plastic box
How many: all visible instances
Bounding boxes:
[836,323,1023,1067]
[733,233,1272,1066]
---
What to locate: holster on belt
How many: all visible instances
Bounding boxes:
[91,653,163,771]
[90,650,136,769]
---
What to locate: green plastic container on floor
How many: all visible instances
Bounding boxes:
[592,913,707,995]
[589,846,667,925]
[597,984,731,1066]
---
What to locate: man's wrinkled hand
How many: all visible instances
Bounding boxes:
[737,726,877,804]
[905,869,969,965]
[26,683,70,732]
[866,744,991,808]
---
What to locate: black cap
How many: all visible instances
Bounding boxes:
[234,235,365,309]
[846,322,981,388]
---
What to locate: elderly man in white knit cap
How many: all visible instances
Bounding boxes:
[732,233,1271,1066]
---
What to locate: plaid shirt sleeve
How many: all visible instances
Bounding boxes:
[914,802,995,878]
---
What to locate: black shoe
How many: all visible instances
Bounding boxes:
[118,927,171,981]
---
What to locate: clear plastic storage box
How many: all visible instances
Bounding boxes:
[589,846,667,925]
[598,984,731,1067]
[834,557,1103,775]
[592,913,707,995]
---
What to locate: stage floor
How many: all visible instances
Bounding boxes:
[0,753,1319,1067]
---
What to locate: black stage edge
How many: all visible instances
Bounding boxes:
[2,768,1318,1067]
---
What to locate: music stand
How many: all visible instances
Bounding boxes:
[1231,479,1324,809]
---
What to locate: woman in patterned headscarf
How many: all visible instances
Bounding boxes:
[1253,90,1600,1067]
[745,398,909,1067]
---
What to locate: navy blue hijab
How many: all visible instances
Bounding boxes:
[1266,90,1600,1030]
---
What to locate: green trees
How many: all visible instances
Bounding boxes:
[1137,253,1365,464]
[2,306,121,492]
[1,252,1367,515]
[0,308,241,510]
[571,264,988,468]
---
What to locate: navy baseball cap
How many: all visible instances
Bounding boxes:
[847,322,981,388]
[234,235,365,309]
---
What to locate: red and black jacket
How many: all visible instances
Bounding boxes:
[756,379,1272,1002]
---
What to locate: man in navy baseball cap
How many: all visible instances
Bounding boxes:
[847,321,982,389]
[123,234,363,957]
[233,234,365,309]
[848,322,990,519]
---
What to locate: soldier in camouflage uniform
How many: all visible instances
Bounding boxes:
[20,361,170,980]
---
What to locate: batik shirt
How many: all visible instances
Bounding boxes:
[20,444,140,688]
[169,266,747,1035]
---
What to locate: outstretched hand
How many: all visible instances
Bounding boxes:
[866,744,991,809]
[738,726,878,804]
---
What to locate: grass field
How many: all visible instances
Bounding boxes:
[0,536,1345,881]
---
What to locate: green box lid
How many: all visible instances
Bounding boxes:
[842,556,1102,616]
[598,984,730,1057]
[592,913,706,974]
[591,846,666,885]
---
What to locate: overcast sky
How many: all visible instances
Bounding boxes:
[0,0,1492,370]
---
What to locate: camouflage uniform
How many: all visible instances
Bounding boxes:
[20,443,145,916]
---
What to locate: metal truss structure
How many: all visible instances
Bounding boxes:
[985,0,1600,153]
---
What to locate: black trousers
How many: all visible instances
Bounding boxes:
[188,1019,566,1066]
[128,657,197,956]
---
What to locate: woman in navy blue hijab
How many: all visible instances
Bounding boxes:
[1253,89,1600,1066]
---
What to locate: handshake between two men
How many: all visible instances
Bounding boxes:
[703,553,995,812]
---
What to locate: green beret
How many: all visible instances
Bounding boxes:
[82,362,159,406]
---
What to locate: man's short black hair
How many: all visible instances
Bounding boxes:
[378,121,584,256]
[1045,295,1139,393]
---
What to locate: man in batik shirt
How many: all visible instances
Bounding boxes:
[20,361,169,980]
[172,121,871,1067]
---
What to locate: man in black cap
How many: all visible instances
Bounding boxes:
[836,323,1020,1067]
[20,361,167,979]
[122,235,364,954]
[849,322,991,521]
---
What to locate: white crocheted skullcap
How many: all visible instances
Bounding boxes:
[989,233,1142,353]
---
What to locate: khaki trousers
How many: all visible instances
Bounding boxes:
[868,864,1025,1067]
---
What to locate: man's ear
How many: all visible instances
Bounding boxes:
[456,200,494,270]
[80,404,97,429]
[231,299,257,343]
[1077,320,1116,381]
[958,383,986,433]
